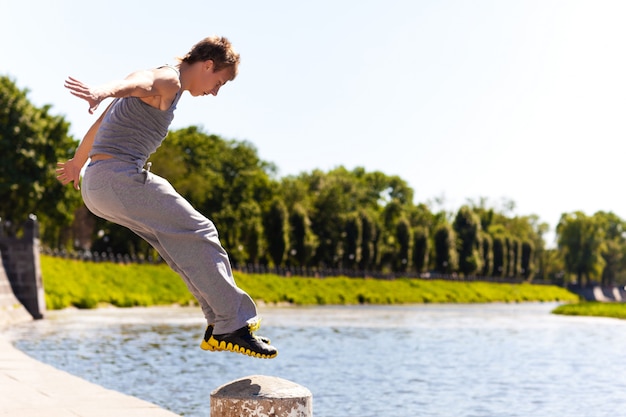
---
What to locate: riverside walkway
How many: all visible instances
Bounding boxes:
[0,335,180,417]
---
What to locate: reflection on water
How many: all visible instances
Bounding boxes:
[8,304,626,417]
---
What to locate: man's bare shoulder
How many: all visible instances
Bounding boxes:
[151,66,181,94]
[126,67,181,109]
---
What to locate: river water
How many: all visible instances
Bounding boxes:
[7,303,626,417]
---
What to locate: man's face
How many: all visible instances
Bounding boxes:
[197,61,233,97]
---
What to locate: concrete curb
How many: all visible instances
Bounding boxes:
[0,333,180,416]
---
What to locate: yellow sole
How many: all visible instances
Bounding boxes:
[207,337,277,359]
[200,340,219,351]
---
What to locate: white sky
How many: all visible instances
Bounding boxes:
[2,0,626,246]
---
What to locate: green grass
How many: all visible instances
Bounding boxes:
[236,273,579,305]
[41,255,194,309]
[552,302,626,320]
[40,254,580,310]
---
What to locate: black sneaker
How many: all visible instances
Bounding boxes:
[200,325,218,351]
[200,324,272,352]
[207,325,278,359]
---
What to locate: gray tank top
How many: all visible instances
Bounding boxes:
[89,67,182,164]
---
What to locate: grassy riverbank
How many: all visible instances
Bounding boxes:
[552,302,626,320]
[40,255,579,309]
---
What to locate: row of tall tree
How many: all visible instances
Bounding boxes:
[3,75,626,286]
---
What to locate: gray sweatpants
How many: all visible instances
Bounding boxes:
[82,159,258,334]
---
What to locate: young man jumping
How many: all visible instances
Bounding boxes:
[57,36,277,359]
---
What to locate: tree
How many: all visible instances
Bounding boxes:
[359,210,378,271]
[481,233,493,276]
[263,198,289,268]
[0,76,82,243]
[469,198,545,278]
[412,226,429,273]
[394,217,412,272]
[282,166,418,271]
[466,197,495,232]
[237,201,264,265]
[540,248,566,285]
[492,234,507,277]
[593,211,626,286]
[453,206,483,276]
[308,170,349,268]
[343,212,362,270]
[434,224,458,274]
[288,204,317,267]
[507,237,521,277]
[521,240,535,280]
[600,239,622,287]
[557,211,606,286]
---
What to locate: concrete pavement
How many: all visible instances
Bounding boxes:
[0,333,181,417]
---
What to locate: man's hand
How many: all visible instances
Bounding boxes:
[64,77,102,114]
[56,159,82,190]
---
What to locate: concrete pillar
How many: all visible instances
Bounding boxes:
[0,255,32,326]
[211,375,312,417]
[0,215,45,320]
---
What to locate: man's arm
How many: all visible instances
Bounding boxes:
[65,68,180,114]
[55,104,109,190]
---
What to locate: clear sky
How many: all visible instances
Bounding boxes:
[2,0,625,246]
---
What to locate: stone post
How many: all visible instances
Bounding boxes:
[211,375,312,417]
[0,215,46,319]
